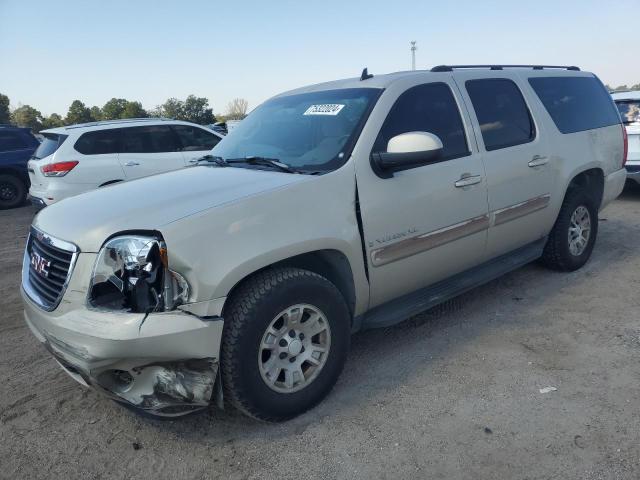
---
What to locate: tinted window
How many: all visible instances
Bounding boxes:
[74,129,121,155]
[529,76,620,134]
[373,82,469,159]
[0,131,27,151]
[34,133,68,159]
[615,100,640,125]
[172,125,220,151]
[121,125,179,153]
[466,79,535,151]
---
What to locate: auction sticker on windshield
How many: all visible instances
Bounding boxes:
[304,104,345,116]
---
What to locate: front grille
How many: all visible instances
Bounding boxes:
[22,228,78,311]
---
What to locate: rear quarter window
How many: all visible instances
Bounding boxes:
[528,76,620,134]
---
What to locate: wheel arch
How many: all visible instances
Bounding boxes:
[222,249,358,321]
[565,167,604,208]
[98,179,124,188]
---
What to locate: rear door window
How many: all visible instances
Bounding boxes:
[0,131,28,151]
[373,82,469,160]
[615,100,640,125]
[34,133,68,158]
[465,79,535,151]
[121,125,180,153]
[172,125,221,151]
[74,130,121,155]
[528,76,620,133]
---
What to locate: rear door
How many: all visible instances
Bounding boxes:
[355,79,489,307]
[454,73,552,258]
[118,125,185,180]
[171,125,222,164]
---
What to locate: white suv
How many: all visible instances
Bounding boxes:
[27,118,223,207]
[22,65,626,420]
[611,90,640,183]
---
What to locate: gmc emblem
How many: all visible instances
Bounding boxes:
[30,251,51,278]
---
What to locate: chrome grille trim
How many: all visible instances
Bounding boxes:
[22,226,80,312]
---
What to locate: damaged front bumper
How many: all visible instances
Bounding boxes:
[22,288,224,417]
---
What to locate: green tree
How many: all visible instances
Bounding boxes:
[158,97,184,119]
[101,98,128,120]
[90,106,103,122]
[11,105,43,131]
[65,100,92,125]
[183,95,214,124]
[0,93,10,124]
[42,113,64,130]
[121,101,148,119]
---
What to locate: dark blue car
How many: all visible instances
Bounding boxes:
[0,124,40,209]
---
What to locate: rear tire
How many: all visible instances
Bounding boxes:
[221,267,350,421]
[541,188,598,271]
[0,174,26,210]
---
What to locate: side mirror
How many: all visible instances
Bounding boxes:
[370,132,443,178]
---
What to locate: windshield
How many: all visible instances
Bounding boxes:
[615,100,640,124]
[211,88,381,172]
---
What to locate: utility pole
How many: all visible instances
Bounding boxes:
[410,41,417,70]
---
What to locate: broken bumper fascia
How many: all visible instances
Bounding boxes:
[22,287,224,417]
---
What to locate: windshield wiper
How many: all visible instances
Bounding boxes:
[225,156,300,174]
[190,154,228,167]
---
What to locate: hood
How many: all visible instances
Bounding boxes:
[33,166,311,252]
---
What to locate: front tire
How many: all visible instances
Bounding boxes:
[541,188,598,271]
[221,267,350,421]
[0,174,26,210]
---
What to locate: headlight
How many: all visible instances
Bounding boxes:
[88,235,189,313]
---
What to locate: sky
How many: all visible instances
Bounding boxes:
[1,0,639,117]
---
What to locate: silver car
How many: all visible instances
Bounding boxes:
[22,65,626,420]
[611,90,640,183]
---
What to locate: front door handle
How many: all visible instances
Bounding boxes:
[454,174,482,188]
[124,161,140,167]
[528,155,548,167]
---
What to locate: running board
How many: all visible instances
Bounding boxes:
[356,238,546,331]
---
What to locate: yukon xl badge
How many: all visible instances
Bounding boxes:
[30,251,51,278]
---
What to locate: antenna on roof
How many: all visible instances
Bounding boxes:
[360,68,374,81]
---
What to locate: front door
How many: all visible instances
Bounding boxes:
[454,73,552,258]
[354,78,490,307]
[118,125,186,180]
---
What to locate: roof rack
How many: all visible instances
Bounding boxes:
[430,64,580,72]
[64,117,174,130]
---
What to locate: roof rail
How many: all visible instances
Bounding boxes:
[431,64,580,72]
[64,117,175,130]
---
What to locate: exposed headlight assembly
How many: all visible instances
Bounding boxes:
[88,235,189,313]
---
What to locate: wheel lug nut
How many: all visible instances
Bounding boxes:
[279,352,287,359]
[289,330,296,338]
[279,339,287,347]
[299,333,305,340]
[289,357,296,363]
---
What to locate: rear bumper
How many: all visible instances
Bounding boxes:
[601,168,627,209]
[22,288,224,417]
[625,163,640,184]
[28,195,48,210]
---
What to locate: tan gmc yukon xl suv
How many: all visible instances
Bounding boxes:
[22,65,627,420]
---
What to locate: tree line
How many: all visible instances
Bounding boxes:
[0,93,249,132]
[606,84,640,93]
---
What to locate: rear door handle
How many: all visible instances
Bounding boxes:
[454,174,482,188]
[528,155,548,167]
[124,161,140,167]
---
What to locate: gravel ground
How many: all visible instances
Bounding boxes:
[2,186,640,480]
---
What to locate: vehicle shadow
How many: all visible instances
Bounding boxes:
[136,204,639,445]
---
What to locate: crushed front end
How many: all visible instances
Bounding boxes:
[21,227,223,417]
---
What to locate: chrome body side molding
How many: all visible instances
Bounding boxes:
[493,194,551,227]
[370,214,490,267]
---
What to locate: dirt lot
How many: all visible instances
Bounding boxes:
[1,186,640,480]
